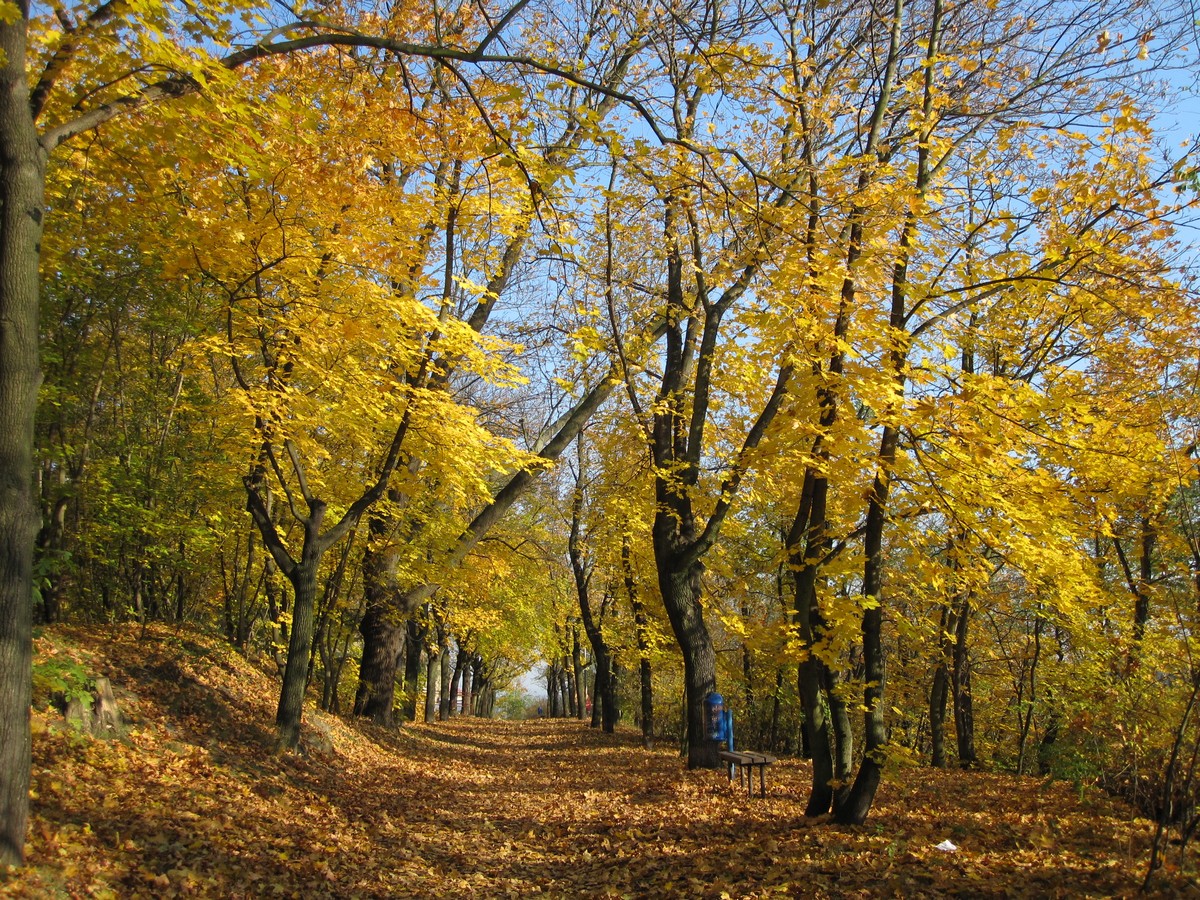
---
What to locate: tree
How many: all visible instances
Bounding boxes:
[568,434,621,732]
[586,0,813,767]
[0,0,657,863]
[349,10,643,722]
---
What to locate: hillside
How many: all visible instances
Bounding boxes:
[1,625,1192,898]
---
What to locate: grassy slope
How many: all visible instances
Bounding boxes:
[0,624,1193,898]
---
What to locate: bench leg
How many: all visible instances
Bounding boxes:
[759,764,766,798]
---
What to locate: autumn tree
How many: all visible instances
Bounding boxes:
[732,0,1197,823]
[346,0,651,726]
[584,0,816,768]
[0,0,662,863]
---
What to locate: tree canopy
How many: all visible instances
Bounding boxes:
[2,0,1199,876]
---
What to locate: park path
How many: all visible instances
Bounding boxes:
[331,717,799,898]
[13,627,1173,898]
[330,717,1170,898]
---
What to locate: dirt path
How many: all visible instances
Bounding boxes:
[321,718,1164,898]
[10,627,1187,898]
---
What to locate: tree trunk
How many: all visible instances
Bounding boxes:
[562,657,576,718]
[558,664,568,718]
[930,663,950,768]
[276,547,322,752]
[793,508,838,814]
[460,653,474,718]
[353,544,407,724]
[590,657,606,728]
[483,685,496,718]
[637,654,653,746]
[572,628,586,719]
[438,635,452,720]
[658,564,719,768]
[624,538,654,749]
[449,649,466,717]
[604,659,620,730]
[402,618,423,722]
[768,667,783,753]
[650,441,721,766]
[424,645,439,724]
[354,608,405,724]
[834,423,900,825]
[952,594,976,767]
[827,667,854,808]
[580,620,616,730]
[930,602,955,768]
[470,655,484,716]
[0,7,42,864]
[797,654,834,813]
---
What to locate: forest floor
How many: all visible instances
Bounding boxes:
[2,624,1196,898]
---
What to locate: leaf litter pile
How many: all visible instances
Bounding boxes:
[5,626,1195,898]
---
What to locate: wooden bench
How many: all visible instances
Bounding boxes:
[719,750,777,797]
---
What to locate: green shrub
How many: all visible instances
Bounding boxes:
[33,656,95,712]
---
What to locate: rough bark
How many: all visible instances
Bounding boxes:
[834,426,896,824]
[353,519,409,723]
[658,563,718,767]
[449,648,466,717]
[402,618,423,721]
[0,4,42,865]
[438,634,452,719]
[547,661,560,718]
[589,655,608,729]
[827,667,854,807]
[792,496,838,814]
[424,642,440,724]
[276,550,322,753]
[930,602,954,768]
[353,599,406,724]
[460,652,474,718]
[571,626,586,720]
[952,594,976,767]
[624,536,654,749]
[604,660,620,726]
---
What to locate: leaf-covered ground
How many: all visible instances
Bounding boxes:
[3,625,1194,898]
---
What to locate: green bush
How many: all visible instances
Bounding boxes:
[32,656,95,712]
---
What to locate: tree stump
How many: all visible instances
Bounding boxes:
[92,677,122,736]
[63,696,90,731]
[62,676,123,737]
